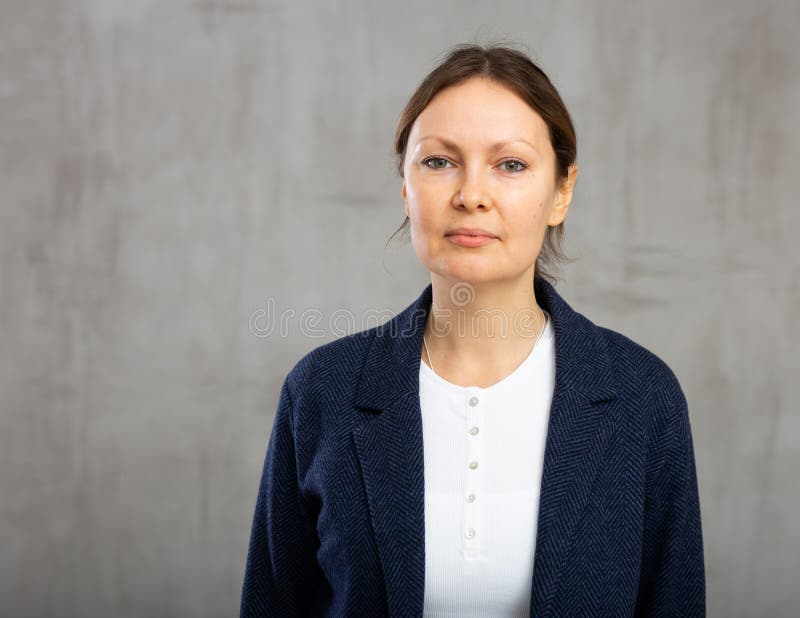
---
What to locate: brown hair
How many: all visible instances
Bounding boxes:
[386,43,578,285]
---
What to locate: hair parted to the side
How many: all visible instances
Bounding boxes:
[385,42,578,286]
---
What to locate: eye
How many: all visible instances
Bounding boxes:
[421,156,452,169]
[500,159,528,173]
[420,156,529,173]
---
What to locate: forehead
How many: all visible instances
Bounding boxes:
[409,76,551,149]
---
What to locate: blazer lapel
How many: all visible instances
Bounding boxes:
[352,285,428,618]
[352,279,618,618]
[526,277,619,617]
[352,393,426,618]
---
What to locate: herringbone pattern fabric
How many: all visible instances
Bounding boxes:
[240,278,706,617]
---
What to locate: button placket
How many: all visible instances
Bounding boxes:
[462,388,483,558]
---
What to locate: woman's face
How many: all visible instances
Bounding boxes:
[402,76,577,285]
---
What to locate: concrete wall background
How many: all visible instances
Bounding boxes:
[2,1,798,616]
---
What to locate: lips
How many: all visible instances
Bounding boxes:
[445,227,498,239]
[445,230,498,248]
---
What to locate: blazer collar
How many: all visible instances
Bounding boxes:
[352,278,618,617]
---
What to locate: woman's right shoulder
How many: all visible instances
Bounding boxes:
[275,323,389,447]
[283,323,383,398]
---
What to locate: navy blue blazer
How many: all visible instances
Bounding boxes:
[240,277,706,617]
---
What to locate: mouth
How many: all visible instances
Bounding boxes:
[445,227,499,247]
[445,233,498,248]
[445,227,498,237]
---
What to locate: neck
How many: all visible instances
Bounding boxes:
[422,272,548,385]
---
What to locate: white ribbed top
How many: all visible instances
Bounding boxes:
[419,312,555,617]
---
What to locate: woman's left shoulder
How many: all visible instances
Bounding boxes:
[596,324,688,419]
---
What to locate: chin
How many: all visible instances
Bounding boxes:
[431,260,501,284]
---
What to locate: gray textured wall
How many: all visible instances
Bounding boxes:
[2,1,798,616]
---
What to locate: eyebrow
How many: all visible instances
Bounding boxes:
[417,135,539,154]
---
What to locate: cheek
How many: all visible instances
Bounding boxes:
[411,210,442,248]
[407,185,445,228]
[512,198,546,230]
[506,199,548,257]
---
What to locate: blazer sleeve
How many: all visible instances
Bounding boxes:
[240,374,323,617]
[634,378,706,617]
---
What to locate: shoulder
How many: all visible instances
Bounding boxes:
[274,324,383,455]
[597,324,691,457]
[282,323,380,403]
[599,325,685,405]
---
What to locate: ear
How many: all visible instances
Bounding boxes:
[548,163,578,226]
[402,181,409,218]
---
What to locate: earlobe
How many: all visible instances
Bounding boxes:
[548,204,568,226]
[549,163,578,225]
[548,191,571,226]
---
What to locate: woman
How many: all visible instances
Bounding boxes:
[241,44,705,617]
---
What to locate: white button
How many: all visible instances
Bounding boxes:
[468,460,478,470]
[466,493,476,503]
[465,528,476,539]
[468,426,479,435]
[469,396,479,407]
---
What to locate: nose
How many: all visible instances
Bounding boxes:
[453,164,492,210]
